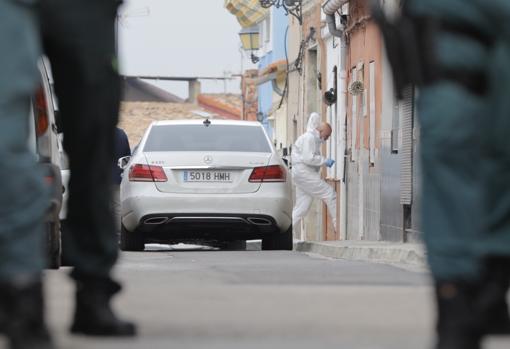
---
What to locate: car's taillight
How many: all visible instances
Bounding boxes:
[44,175,54,186]
[34,86,49,137]
[249,165,286,183]
[129,164,168,182]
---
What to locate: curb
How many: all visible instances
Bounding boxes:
[294,240,427,269]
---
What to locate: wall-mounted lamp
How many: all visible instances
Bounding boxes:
[324,88,337,106]
[259,0,302,25]
[239,25,260,64]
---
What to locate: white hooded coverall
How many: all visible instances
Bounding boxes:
[291,113,337,236]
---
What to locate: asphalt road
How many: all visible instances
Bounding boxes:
[4,245,509,349]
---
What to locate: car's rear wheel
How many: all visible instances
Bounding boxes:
[46,221,61,269]
[120,225,145,251]
[60,219,73,266]
[261,226,293,251]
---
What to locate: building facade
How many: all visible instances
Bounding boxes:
[227,0,422,244]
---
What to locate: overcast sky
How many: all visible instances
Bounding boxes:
[118,0,246,98]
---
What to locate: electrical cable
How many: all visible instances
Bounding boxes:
[277,24,290,110]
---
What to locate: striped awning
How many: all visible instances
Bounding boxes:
[225,0,268,28]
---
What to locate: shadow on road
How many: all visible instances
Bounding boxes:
[142,242,262,253]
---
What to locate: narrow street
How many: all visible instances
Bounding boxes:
[2,2,510,349]
[17,247,504,349]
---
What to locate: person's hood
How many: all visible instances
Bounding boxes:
[306,112,321,136]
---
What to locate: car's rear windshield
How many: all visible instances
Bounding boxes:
[143,124,272,153]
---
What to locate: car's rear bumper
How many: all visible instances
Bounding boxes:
[135,213,285,243]
[121,188,292,240]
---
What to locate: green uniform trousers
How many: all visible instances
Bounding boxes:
[0,0,49,281]
[409,0,510,280]
[39,0,122,281]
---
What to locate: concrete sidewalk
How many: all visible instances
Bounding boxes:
[293,240,428,271]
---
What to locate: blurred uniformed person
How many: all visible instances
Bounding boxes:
[0,1,53,348]
[372,0,510,348]
[0,0,136,348]
[39,0,136,339]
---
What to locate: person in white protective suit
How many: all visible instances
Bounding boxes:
[291,112,337,239]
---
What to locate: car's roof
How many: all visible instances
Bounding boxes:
[151,119,262,127]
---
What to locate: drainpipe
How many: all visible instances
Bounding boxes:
[322,0,348,240]
[338,46,348,241]
[323,0,347,38]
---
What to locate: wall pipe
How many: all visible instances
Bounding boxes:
[322,0,349,240]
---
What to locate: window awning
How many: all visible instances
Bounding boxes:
[225,0,268,28]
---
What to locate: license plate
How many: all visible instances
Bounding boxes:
[183,170,233,183]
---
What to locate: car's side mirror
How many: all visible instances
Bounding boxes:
[118,156,131,170]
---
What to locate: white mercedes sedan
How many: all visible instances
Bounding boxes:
[119,119,293,251]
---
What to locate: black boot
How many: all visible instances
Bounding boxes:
[70,276,136,336]
[434,281,483,349]
[478,257,510,335]
[0,279,55,349]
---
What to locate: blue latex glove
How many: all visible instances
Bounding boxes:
[325,158,335,168]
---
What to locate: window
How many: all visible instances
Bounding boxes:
[259,11,272,53]
[306,49,318,116]
[392,86,414,153]
[391,95,400,153]
[369,61,376,165]
[351,67,358,161]
[264,12,271,43]
[357,64,365,119]
[144,125,272,153]
[399,86,415,205]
